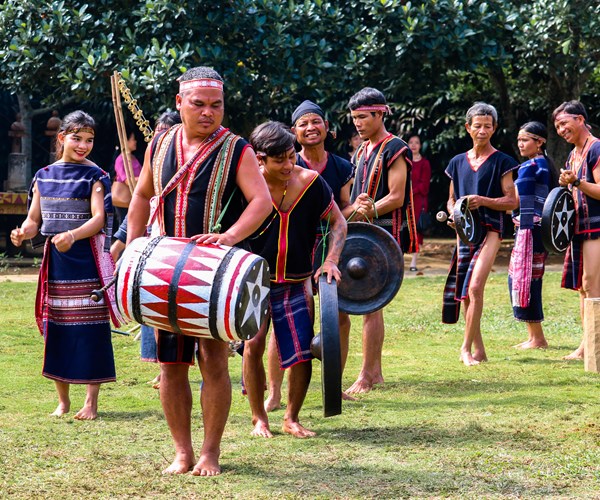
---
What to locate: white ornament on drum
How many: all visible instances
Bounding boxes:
[240,264,270,330]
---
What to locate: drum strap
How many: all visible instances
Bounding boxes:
[205,133,240,233]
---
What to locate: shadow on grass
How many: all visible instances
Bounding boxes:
[230,454,553,498]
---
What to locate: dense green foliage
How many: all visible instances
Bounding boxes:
[2,270,600,497]
[1,0,599,202]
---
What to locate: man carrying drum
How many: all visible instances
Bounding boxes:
[442,102,518,366]
[127,66,271,476]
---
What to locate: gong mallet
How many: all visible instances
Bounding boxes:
[90,276,130,336]
[90,275,117,303]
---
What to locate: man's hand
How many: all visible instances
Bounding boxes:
[466,194,484,209]
[559,168,576,186]
[191,232,237,246]
[314,260,341,284]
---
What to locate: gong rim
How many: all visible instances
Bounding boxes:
[318,275,342,417]
[541,187,576,253]
[453,196,482,246]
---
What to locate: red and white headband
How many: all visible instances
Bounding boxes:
[179,78,224,93]
[354,104,391,114]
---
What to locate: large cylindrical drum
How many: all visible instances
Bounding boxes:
[116,236,270,342]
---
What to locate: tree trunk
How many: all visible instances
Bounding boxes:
[487,67,519,157]
[16,92,33,187]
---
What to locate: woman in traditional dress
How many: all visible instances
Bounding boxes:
[11,111,120,420]
[509,122,555,349]
[406,133,431,271]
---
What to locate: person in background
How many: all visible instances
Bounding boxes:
[406,133,431,271]
[346,87,418,393]
[347,129,363,160]
[110,111,182,389]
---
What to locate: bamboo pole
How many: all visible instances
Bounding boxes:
[110,71,136,193]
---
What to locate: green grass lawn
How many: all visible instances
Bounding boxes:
[1,271,599,498]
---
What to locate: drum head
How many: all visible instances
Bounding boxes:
[233,258,271,340]
[541,187,576,253]
[454,196,482,246]
[318,276,342,418]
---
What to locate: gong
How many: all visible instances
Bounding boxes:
[314,222,403,315]
[541,186,576,253]
[453,196,482,246]
[310,275,342,417]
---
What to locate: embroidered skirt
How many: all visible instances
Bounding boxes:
[508,226,547,322]
[42,240,116,384]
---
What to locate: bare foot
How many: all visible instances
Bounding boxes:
[459,351,480,366]
[342,391,357,401]
[74,405,97,420]
[191,452,221,476]
[163,455,195,475]
[251,419,273,438]
[513,340,531,349]
[264,394,282,412]
[519,340,548,350]
[51,402,70,417]
[563,348,584,360]
[346,374,383,395]
[149,374,161,386]
[282,419,316,438]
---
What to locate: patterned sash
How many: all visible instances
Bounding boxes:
[355,137,418,254]
[149,125,238,237]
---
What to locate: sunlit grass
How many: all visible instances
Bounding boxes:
[1,272,598,498]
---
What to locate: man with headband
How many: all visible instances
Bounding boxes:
[263,100,359,410]
[442,102,518,366]
[553,100,600,360]
[127,67,271,476]
[346,87,418,394]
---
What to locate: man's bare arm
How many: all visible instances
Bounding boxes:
[468,172,517,211]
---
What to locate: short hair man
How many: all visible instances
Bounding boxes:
[442,102,518,366]
[264,100,360,410]
[243,121,347,438]
[347,87,418,393]
[553,100,600,360]
[127,67,272,475]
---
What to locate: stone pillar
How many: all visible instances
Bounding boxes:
[6,153,28,191]
[584,298,600,373]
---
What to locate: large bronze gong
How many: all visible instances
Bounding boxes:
[314,222,403,315]
[310,275,342,417]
